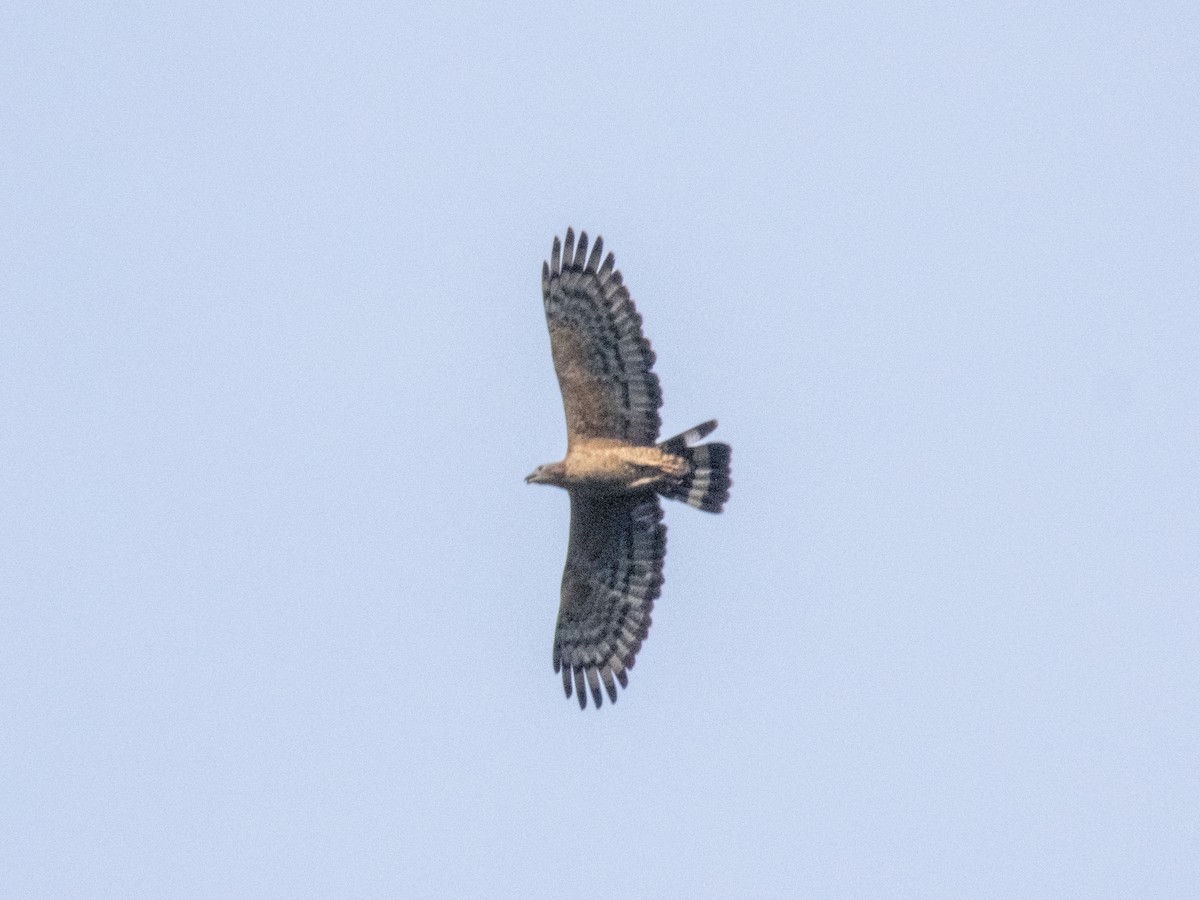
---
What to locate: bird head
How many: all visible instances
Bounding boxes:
[525,462,565,486]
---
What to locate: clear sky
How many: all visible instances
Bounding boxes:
[3,2,1198,897]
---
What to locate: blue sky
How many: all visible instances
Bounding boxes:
[3,2,1198,897]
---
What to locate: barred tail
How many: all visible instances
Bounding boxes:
[657,420,732,513]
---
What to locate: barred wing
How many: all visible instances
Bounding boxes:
[541,229,662,447]
[553,492,666,709]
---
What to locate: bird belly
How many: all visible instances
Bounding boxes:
[563,445,685,493]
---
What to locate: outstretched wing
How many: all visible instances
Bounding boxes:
[553,492,666,709]
[541,228,662,447]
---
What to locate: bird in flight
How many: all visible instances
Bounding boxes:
[526,228,732,709]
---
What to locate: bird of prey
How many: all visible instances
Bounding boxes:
[526,228,731,709]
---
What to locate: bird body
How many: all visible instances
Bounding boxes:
[527,442,689,493]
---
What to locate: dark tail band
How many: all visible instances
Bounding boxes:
[657,421,732,513]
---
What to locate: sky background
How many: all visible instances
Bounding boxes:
[3,2,1198,897]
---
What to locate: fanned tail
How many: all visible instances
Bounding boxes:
[656,420,732,513]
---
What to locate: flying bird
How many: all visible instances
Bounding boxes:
[526,228,732,709]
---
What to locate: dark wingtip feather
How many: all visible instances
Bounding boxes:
[603,673,618,704]
[588,668,602,709]
[586,236,604,273]
[598,251,615,281]
[573,667,586,709]
[576,231,588,268]
[563,228,576,271]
